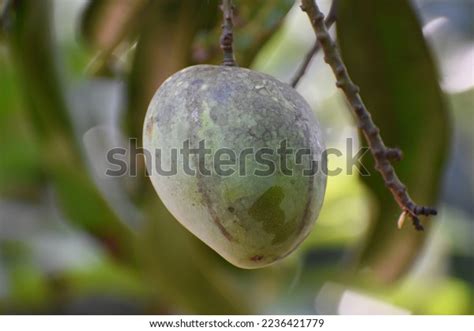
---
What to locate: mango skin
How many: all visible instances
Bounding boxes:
[143,65,326,268]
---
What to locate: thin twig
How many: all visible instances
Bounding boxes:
[291,0,337,88]
[300,0,437,231]
[220,0,237,66]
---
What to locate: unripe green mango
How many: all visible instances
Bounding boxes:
[143,65,327,268]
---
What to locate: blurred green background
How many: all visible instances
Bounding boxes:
[0,0,472,314]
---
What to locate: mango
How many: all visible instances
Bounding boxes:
[143,65,326,268]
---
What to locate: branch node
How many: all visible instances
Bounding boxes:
[374,149,384,157]
[335,80,344,88]
[411,216,424,231]
[354,104,364,115]
[335,65,345,76]
[367,127,380,137]
[414,206,437,216]
[314,13,325,22]
[385,148,403,161]
[350,84,360,94]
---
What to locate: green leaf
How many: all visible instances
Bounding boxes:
[337,0,450,282]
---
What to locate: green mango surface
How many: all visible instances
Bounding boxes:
[143,65,326,268]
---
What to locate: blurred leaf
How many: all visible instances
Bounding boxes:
[62,261,146,300]
[80,0,147,49]
[301,156,371,250]
[0,241,51,312]
[9,264,49,311]
[337,0,450,282]
[389,278,473,315]
[0,54,42,198]
[7,0,135,261]
[80,0,149,75]
[195,0,293,67]
[235,0,293,66]
[422,279,472,314]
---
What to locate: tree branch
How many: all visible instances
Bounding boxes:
[291,0,337,88]
[220,0,237,66]
[300,0,437,231]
